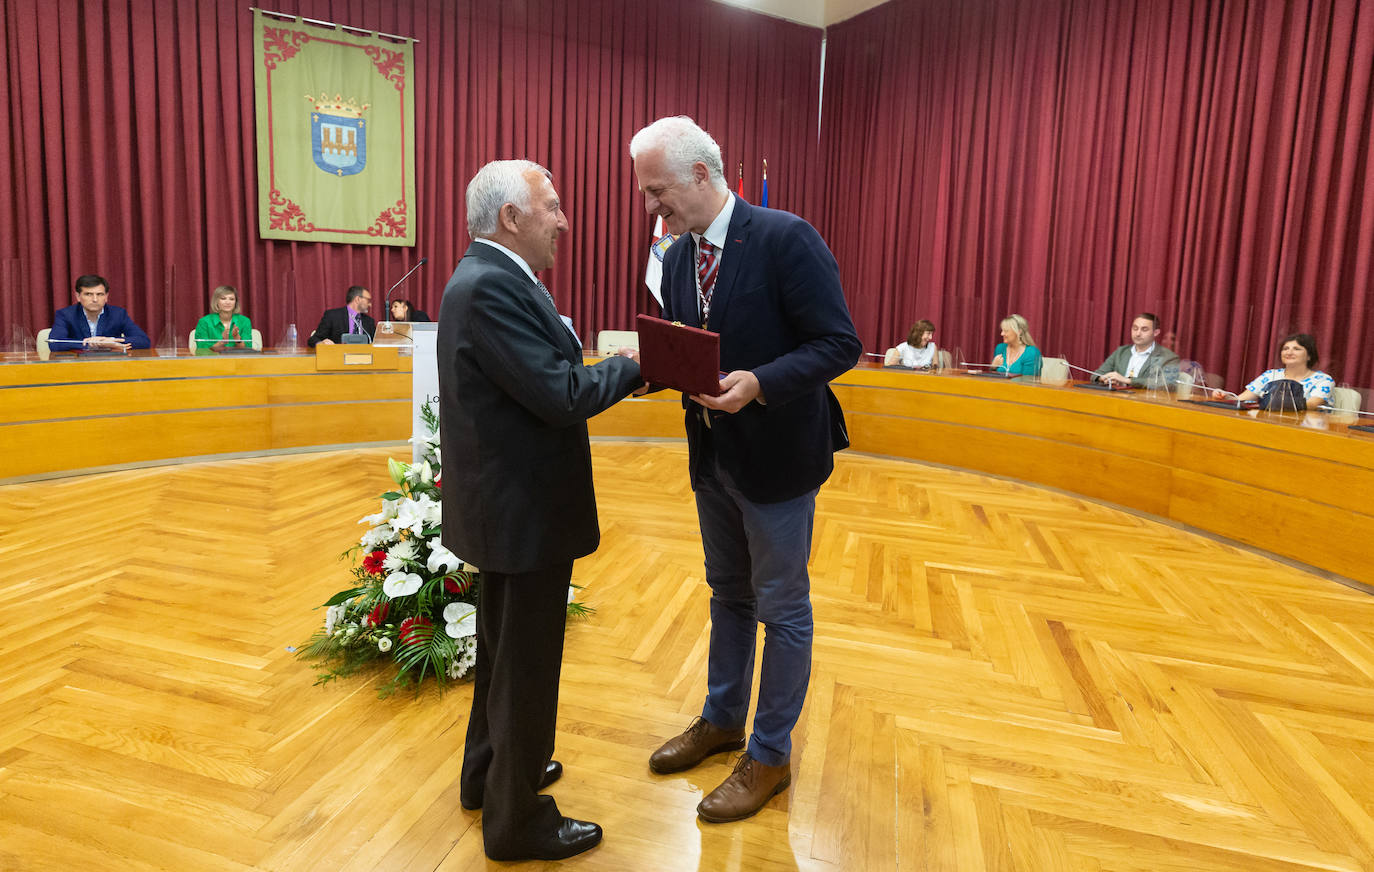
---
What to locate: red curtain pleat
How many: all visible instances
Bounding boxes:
[821,0,1374,391]
[0,0,822,349]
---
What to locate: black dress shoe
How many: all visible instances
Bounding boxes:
[460,759,564,810]
[486,817,603,862]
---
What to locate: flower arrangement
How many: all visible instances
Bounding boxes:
[298,405,591,696]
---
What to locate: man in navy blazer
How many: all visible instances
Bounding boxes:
[49,274,151,352]
[631,116,862,823]
[439,160,642,861]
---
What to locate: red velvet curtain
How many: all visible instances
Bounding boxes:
[820,0,1374,391]
[0,0,821,349]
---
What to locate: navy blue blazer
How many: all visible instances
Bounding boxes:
[49,303,151,350]
[659,198,862,503]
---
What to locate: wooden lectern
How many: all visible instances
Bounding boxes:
[314,344,401,371]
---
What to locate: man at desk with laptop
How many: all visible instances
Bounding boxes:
[1092,313,1179,388]
[48,274,152,353]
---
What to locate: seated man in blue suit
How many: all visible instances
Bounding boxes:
[49,274,151,353]
[631,116,862,824]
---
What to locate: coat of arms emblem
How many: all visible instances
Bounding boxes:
[307,94,369,177]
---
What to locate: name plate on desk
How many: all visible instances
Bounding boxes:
[315,344,401,371]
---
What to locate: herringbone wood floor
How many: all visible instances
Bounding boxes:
[2,443,1373,871]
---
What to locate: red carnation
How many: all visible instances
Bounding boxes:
[362,550,387,575]
[443,575,472,595]
[368,601,391,626]
[398,616,433,646]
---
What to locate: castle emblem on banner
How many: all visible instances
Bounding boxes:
[307,94,370,177]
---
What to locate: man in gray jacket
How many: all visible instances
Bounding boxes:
[1093,313,1180,387]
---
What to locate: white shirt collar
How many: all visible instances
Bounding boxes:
[692,192,736,252]
[474,237,538,285]
[1130,343,1156,357]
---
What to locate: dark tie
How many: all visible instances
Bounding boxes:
[697,239,719,323]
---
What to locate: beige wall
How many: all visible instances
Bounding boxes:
[712,0,889,28]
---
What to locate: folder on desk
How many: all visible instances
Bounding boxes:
[635,314,723,397]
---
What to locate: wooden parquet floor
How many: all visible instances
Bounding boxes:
[2,443,1373,871]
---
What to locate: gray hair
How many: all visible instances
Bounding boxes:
[465,159,552,238]
[629,116,728,192]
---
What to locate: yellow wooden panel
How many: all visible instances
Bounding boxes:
[269,401,410,447]
[588,396,684,439]
[1169,469,1372,580]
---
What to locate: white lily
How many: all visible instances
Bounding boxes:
[360,498,400,528]
[427,544,462,575]
[443,601,477,638]
[383,571,424,597]
[392,495,436,537]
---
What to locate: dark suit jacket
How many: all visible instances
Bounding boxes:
[437,242,641,574]
[308,306,377,346]
[659,198,862,503]
[49,303,151,350]
[1093,343,1181,386]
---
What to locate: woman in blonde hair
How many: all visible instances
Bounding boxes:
[194,285,253,353]
[990,313,1042,376]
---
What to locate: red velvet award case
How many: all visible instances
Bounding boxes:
[635,314,723,397]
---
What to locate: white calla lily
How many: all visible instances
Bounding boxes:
[443,602,477,638]
[383,571,424,597]
[427,544,461,575]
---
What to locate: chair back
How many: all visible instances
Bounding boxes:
[36,327,51,361]
[1040,356,1070,385]
[1330,386,1361,412]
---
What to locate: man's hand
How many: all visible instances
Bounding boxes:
[84,336,130,352]
[692,370,762,414]
[320,338,335,345]
[616,347,640,363]
[1100,371,1126,385]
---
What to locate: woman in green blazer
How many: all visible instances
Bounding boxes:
[194,285,253,353]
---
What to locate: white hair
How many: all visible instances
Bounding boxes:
[629,116,728,192]
[465,159,552,239]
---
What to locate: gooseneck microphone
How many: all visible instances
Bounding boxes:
[381,257,428,329]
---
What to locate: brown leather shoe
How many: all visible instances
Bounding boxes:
[648,717,746,774]
[696,753,791,823]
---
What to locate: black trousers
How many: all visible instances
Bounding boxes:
[460,560,573,854]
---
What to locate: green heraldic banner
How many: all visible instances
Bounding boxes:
[253,11,416,246]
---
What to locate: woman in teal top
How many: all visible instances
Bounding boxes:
[194,285,253,353]
[991,313,1042,376]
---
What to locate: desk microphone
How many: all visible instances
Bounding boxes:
[1318,404,1374,418]
[381,257,428,330]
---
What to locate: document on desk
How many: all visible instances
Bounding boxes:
[635,314,723,397]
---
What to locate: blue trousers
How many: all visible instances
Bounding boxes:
[695,462,817,768]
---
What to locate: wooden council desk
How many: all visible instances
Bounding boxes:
[0,351,411,481]
[3,355,1370,583]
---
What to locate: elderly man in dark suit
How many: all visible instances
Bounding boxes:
[307,285,375,346]
[630,116,862,823]
[438,159,641,862]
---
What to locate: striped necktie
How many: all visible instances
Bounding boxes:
[697,239,719,324]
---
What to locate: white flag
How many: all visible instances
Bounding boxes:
[643,215,676,307]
